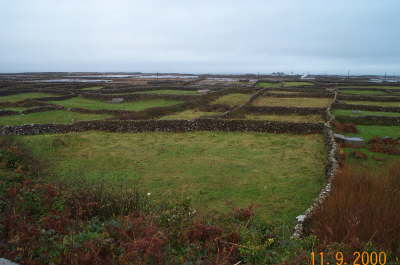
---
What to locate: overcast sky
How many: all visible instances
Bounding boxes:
[1,0,399,75]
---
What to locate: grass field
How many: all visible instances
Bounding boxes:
[267,91,303,95]
[339,90,389,95]
[160,109,221,120]
[333,109,400,117]
[345,125,400,140]
[211,93,251,106]
[243,114,324,123]
[16,131,326,224]
[283,82,313,87]
[339,85,400,89]
[134,89,200,95]
[0,110,112,125]
[0,92,58,102]
[257,82,313,88]
[49,97,183,111]
[81,86,103,91]
[0,106,30,112]
[252,97,331,108]
[256,82,282,88]
[343,100,400,107]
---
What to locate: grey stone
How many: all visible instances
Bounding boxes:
[296,215,306,222]
[334,133,365,147]
[197,89,210,94]
[0,258,19,265]
[111,97,124,103]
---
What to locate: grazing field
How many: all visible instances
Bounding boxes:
[16,131,326,224]
[283,81,313,87]
[0,110,112,125]
[343,100,400,107]
[81,86,103,91]
[256,82,313,88]
[243,114,324,123]
[0,106,30,112]
[0,92,58,102]
[252,97,331,108]
[267,90,304,95]
[345,125,400,140]
[211,93,251,106]
[49,97,184,111]
[338,85,400,89]
[339,90,389,95]
[160,109,221,120]
[256,82,281,88]
[133,89,200,95]
[333,109,400,117]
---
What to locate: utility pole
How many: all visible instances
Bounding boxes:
[347,70,350,80]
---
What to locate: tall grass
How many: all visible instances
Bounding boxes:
[309,163,400,256]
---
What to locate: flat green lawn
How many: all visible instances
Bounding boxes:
[49,97,184,111]
[16,131,326,224]
[333,109,400,117]
[252,97,331,108]
[0,93,58,102]
[256,82,282,88]
[81,86,103,91]
[134,89,200,95]
[243,114,323,123]
[345,125,400,140]
[160,109,221,120]
[211,93,252,106]
[339,90,389,95]
[283,82,313,87]
[0,110,112,126]
[343,100,400,107]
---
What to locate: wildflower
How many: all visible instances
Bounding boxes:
[147,192,151,196]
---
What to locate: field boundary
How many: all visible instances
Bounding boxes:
[292,90,339,238]
[0,119,324,135]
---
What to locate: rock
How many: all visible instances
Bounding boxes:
[334,133,365,147]
[351,110,361,114]
[296,215,306,222]
[197,89,210,94]
[0,258,19,265]
[111,98,124,103]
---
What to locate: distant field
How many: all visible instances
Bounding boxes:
[267,90,303,95]
[243,114,324,123]
[0,106,30,112]
[256,82,281,88]
[160,109,221,120]
[257,82,313,88]
[343,100,400,107]
[338,86,400,89]
[211,93,251,106]
[81,86,103,91]
[333,109,400,117]
[0,110,111,126]
[283,82,313,87]
[49,97,183,111]
[0,92,58,102]
[339,90,389,95]
[134,89,200,95]
[345,125,400,140]
[252,97,331,108]
[16,131,326,224]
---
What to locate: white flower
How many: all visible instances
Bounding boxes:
[147,192,151,196]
